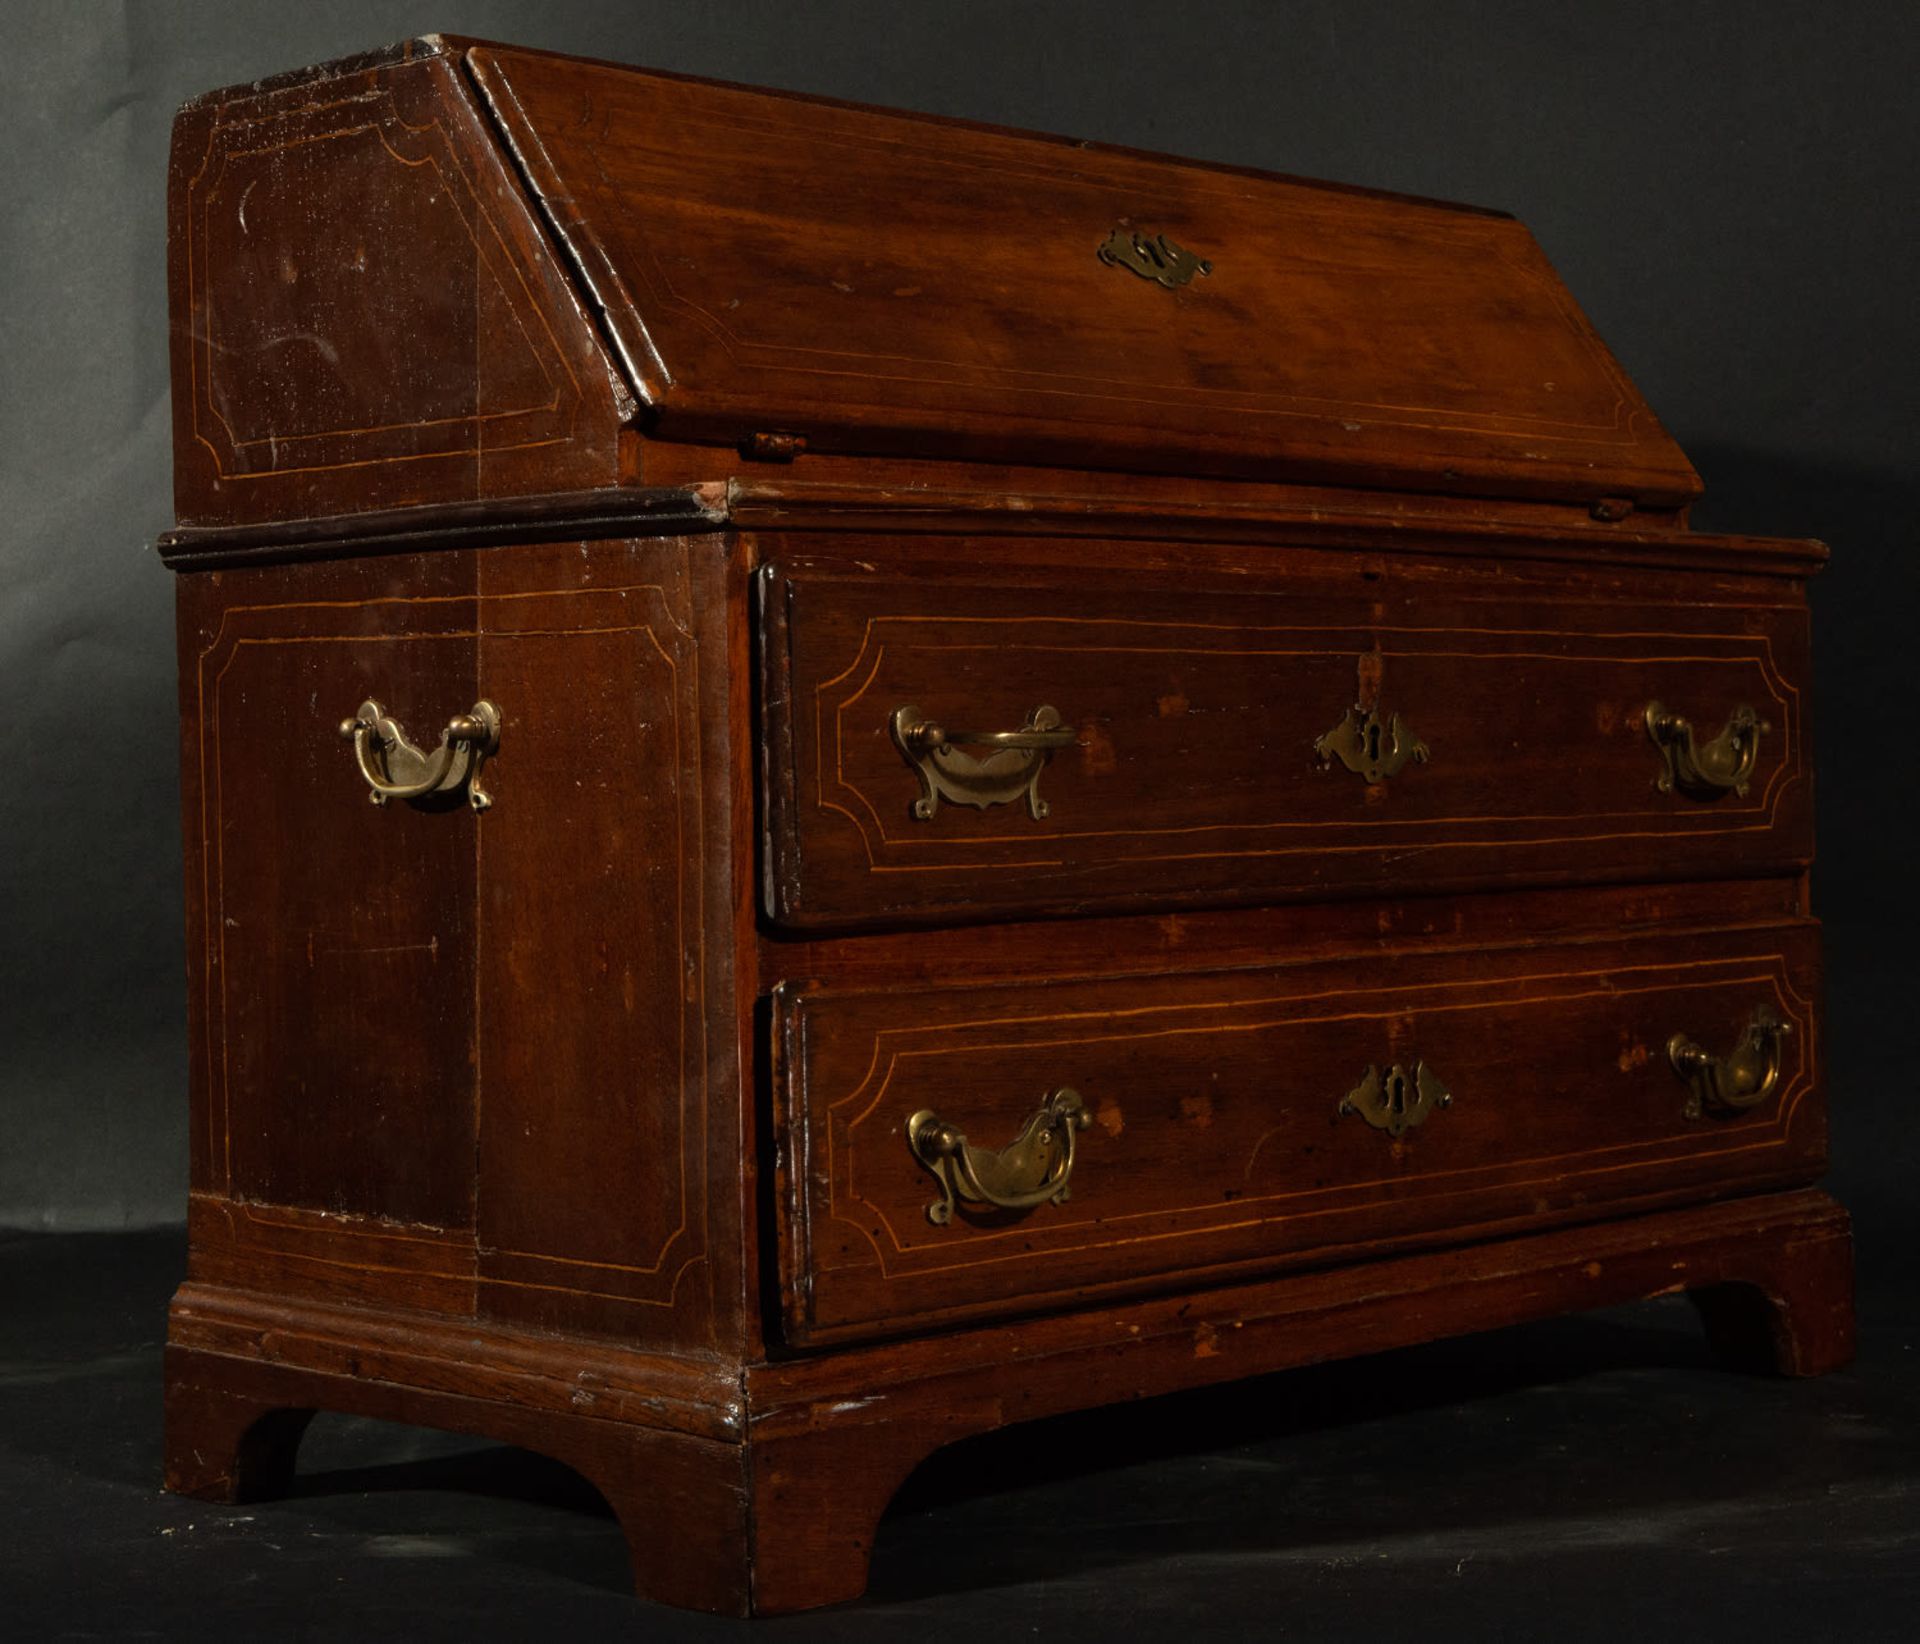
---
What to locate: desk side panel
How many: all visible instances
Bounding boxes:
[173,535,750,1356]
[175,552,485,1312]
[168,49,630,529]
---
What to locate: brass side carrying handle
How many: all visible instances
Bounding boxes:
[1645,700,1768,799]
[907,1088,1089,1226]
[891,704,1076,821]
[1668,1007,1790,1119]
[338,698,500,811]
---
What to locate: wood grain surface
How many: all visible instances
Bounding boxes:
[469,44,1697,506]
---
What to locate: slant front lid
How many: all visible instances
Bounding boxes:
[469,46,1698,507]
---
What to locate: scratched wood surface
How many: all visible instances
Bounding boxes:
[167,43,629,527]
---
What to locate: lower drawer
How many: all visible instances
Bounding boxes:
[772,919,1822,1345]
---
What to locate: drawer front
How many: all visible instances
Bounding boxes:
[772,922,1823,1345]
[760,555,1811,928]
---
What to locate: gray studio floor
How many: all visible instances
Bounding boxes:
[3,1229,1916,1641]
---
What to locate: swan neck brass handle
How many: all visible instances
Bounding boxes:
[339,698,500,811]
[1646,700,1768,799]
[891,704,1076,821]
[907,1088,1089,1226]
[1668,1008,1790,1118]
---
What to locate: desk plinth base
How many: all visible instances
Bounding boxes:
[164,1188,1853,1615]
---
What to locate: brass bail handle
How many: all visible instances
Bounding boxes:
[891,704,1077,821]
[898,717,1080,756]
[338,698,501,811]
[1645,700,1768,799]
[907,1088,1089,1226]
[1668,1007,1791,1119]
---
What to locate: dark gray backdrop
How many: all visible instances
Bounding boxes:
[3,1,1913,1253]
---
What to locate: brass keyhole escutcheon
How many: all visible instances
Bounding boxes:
[1316,706,1429,784]
[1097,225,1212,289]
[1339,1061,1451,1139]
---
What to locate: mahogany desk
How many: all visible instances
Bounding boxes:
[157,37,1851,1613]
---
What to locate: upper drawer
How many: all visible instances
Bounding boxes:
[759,552,1812,929]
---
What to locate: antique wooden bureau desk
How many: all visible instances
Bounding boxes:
[158,37,1853,1614]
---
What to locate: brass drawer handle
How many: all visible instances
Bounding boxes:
[1668,1008,1790,1118]
[907,1088,1089,1225]
[1645,700,1768,799]
[891,704,1076,820]
[338,698,500,812]
[1339,1061,1451,1138]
